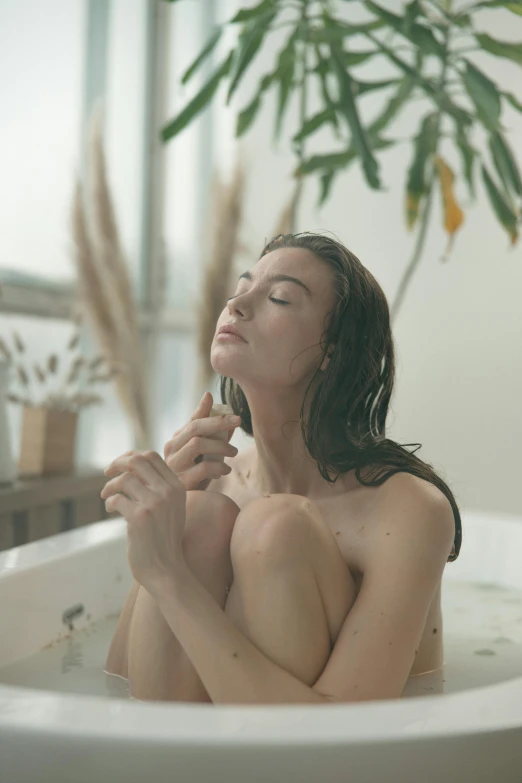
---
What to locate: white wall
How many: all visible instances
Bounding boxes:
[2,1,520,519]
[215,0,522,516]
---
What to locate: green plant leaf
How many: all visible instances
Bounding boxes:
[298,150,358,175]
[353,78,400,96]
[236,94,262,137]
[365,1,445,57]
[367,77,416,136]
[293,108,337,143]
[305,18,384,43]
[297,136,394,175]
[489,130,522,198]
[364,1,409,31]
[364,35,435,95]
[455,124,477,199]
[181,28,222,85]
[274,31,297,141]
[462,59,501,130]
[453,12,473,27]
[230,0,277,24]
[236,74,273,137]
[343,50,379,66]
[227,9,278,103]
[319,170,336,206]
[404,0,422,28]
[407,22,446,57]
[503,90,522,112]
[366,34,472,127]
[474,33,522,66]
[481,164,520,243]
[406,113,439,229]
[161,52,233,142]
[329,43,381,189]
[313,45,341,136]
[472,1,522,15]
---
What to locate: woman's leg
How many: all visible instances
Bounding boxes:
[105,578,141,678]
[224,494,358,687]
[125,490,240,702]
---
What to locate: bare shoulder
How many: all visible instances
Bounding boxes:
[375,470,451,508]
[373,471,455,545]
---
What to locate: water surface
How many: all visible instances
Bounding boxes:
[2,579,522,701]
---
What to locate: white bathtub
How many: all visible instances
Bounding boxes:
[1,508,522,783]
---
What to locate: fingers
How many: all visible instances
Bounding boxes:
[102,472,155,505]
[104,451,181,496]
[192,458,232,482]
[104,492,136,518]
[165,414,241,461]
[188,391,213,422]
[141,449,181,487]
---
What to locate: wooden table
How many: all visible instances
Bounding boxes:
[0,468,112,552]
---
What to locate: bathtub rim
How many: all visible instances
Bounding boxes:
[1,674,522,745]
[2,508,522,746]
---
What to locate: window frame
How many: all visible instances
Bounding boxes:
[0,0,217,338]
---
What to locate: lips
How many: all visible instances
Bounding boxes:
[217,324,246,341]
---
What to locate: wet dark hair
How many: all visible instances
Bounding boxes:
[219,232,461,562]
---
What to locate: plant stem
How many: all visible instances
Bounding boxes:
[389,176,435,325]
[291,0,310,231]
[389,23,453,325]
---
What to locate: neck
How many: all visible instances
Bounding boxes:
[241,385,354,498]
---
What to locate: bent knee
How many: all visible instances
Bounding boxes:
[184,490,241,556]
[230,494,316,565]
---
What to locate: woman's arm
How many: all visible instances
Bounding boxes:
[105,578,141,678]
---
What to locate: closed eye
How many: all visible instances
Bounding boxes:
[227,295,289,305]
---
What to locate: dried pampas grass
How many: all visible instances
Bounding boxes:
[195,159,245,393]
[71,101,149,448]
[0,338,12,361]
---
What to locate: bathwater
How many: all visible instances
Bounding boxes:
[1,579,522,701]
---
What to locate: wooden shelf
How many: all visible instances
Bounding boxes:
[0,467,112,551]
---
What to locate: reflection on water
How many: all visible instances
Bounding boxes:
[1,580,522,702]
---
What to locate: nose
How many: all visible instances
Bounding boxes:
[227,298,245,316]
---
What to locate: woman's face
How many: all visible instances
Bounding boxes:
[211,247,336,390]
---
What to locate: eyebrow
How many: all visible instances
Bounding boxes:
[238,271,312,297]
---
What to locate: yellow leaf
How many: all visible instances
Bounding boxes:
[406,192,421,230]
[435,155,464,236]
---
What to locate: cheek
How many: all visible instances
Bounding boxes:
[266,313,290,334]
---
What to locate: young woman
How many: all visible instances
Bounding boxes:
[103,232,461,704]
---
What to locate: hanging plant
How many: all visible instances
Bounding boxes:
[161,0,522,321]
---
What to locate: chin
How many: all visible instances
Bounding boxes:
[210,353,239,378]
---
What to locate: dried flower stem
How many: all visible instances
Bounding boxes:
[0,338,12,361]
[195,158,245,393]
[12,331,25,353]
[69,102,149,447]
[34,364,46,384]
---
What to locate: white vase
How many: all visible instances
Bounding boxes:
[0,359,16,485]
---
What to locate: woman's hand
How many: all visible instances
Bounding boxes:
[164,392,242,491]
[101,450,187,592]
